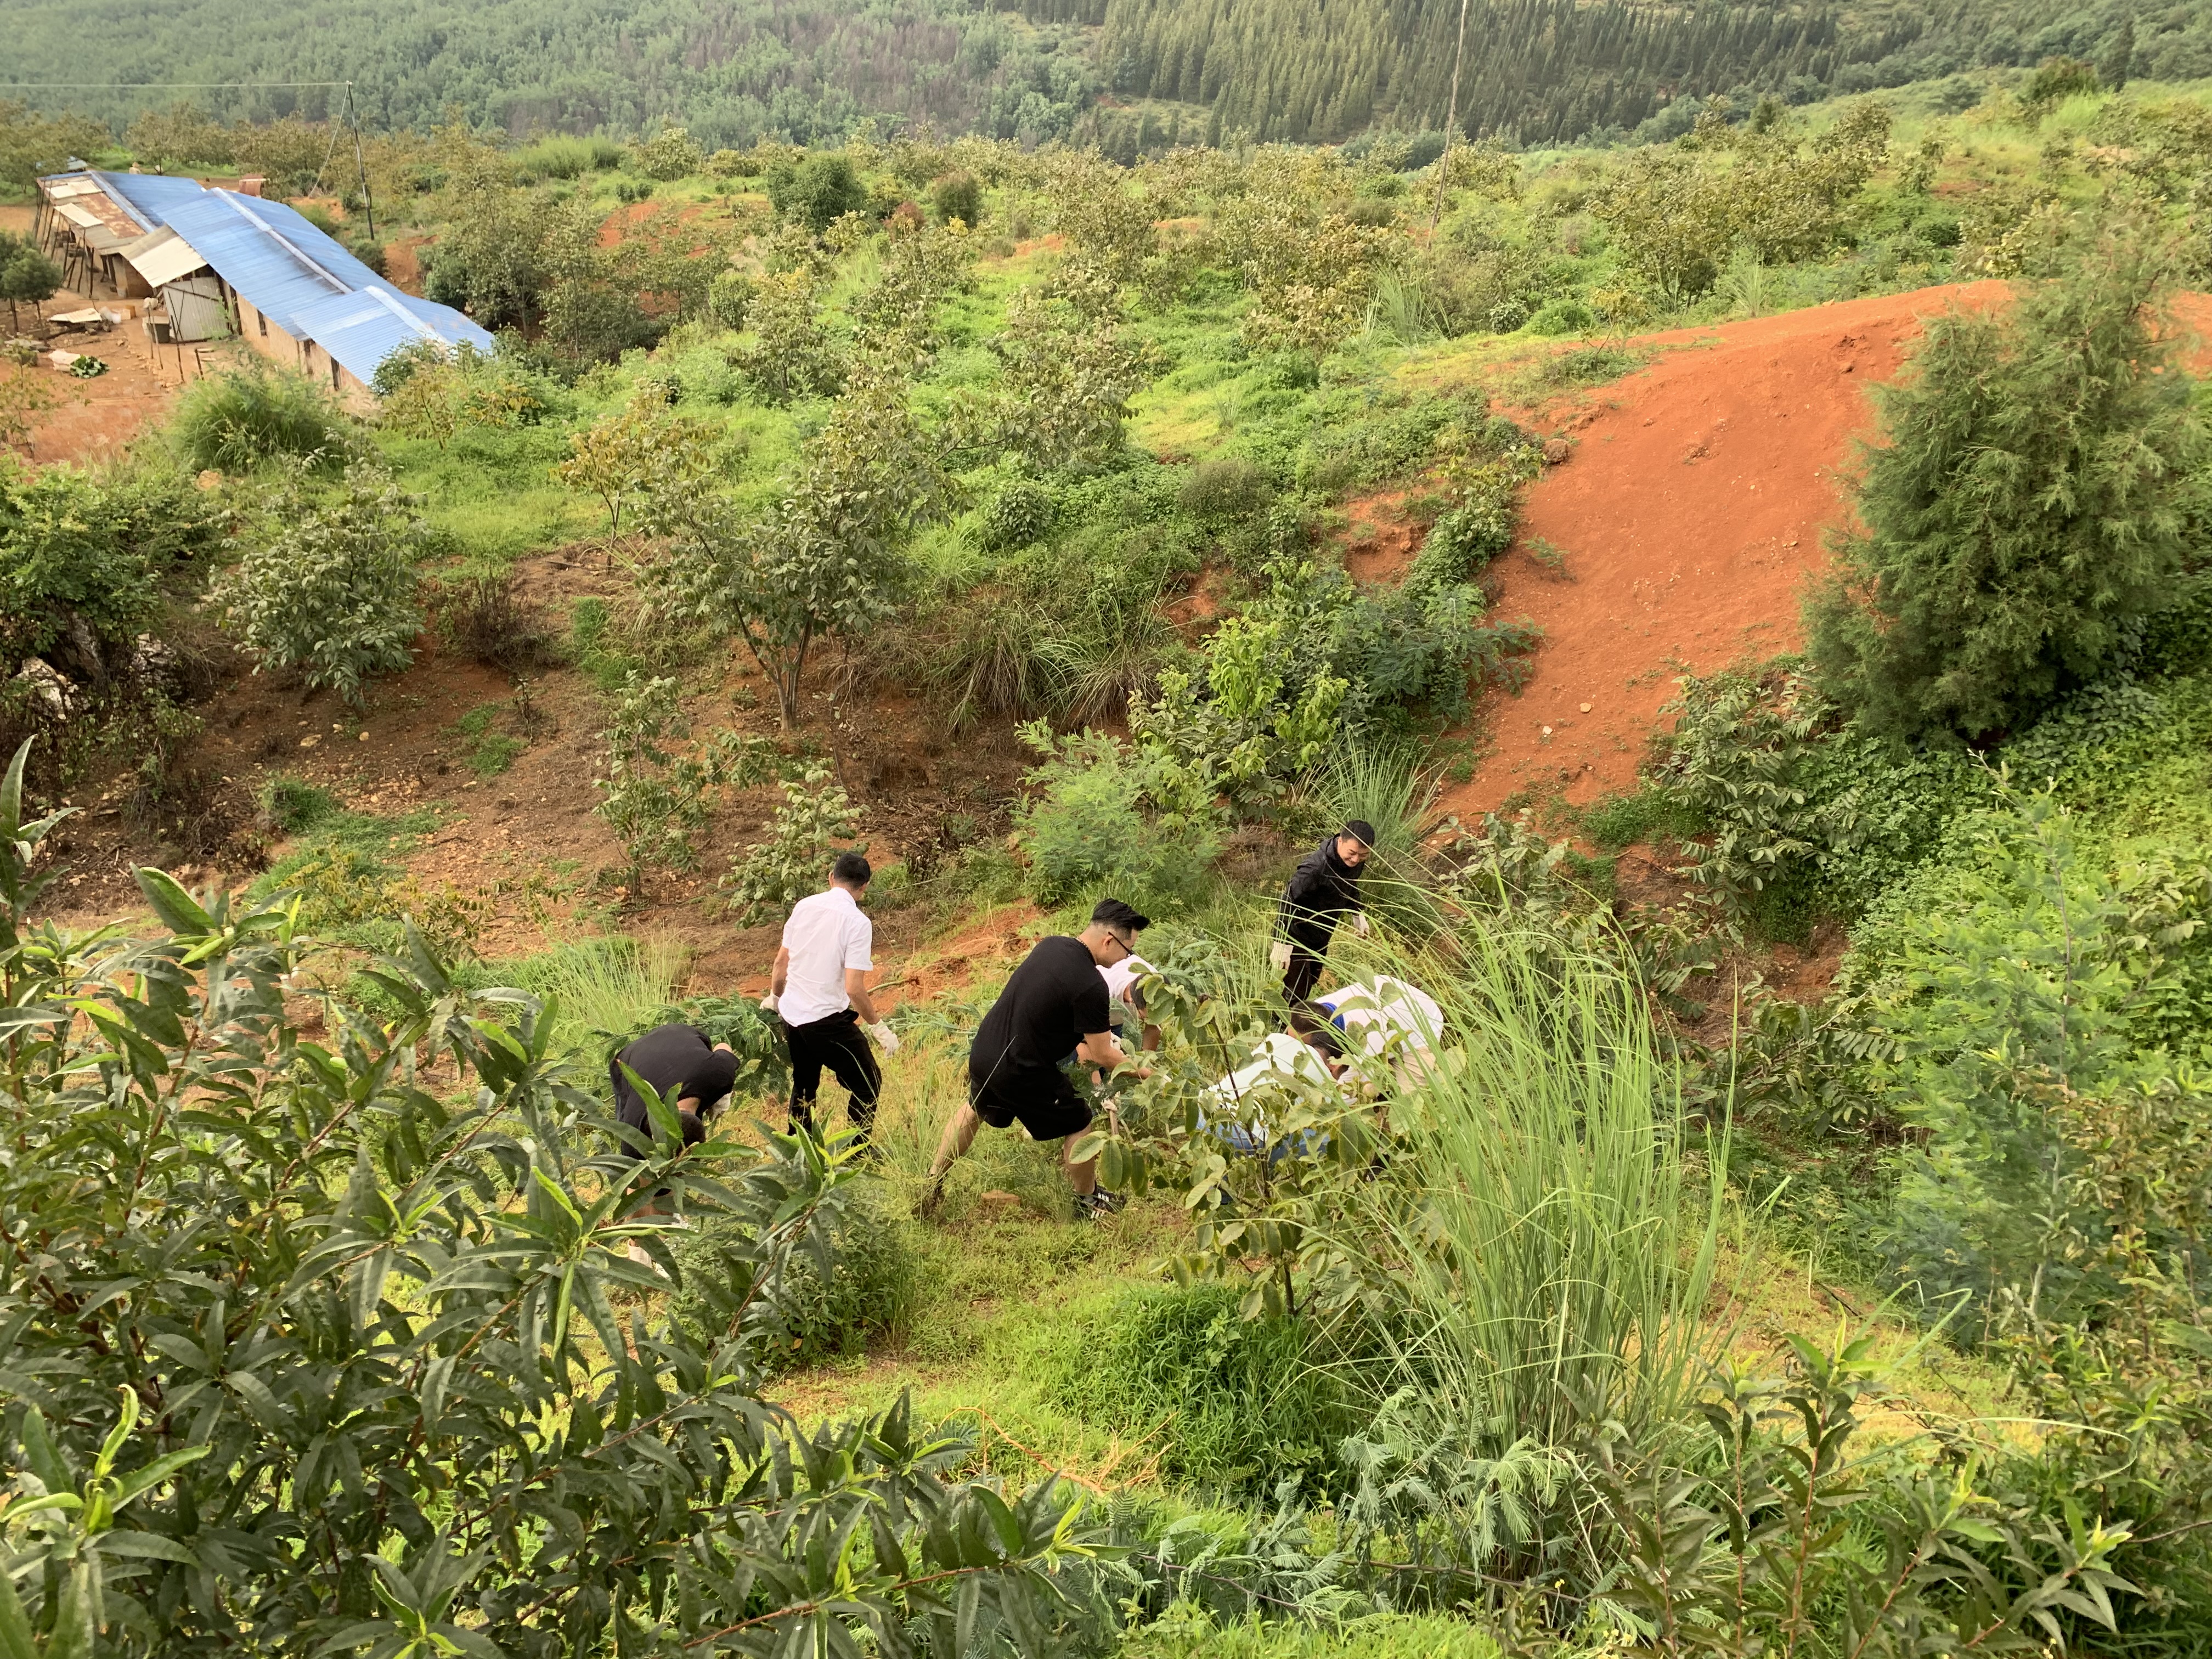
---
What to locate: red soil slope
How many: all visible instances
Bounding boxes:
[1445,283,2212,821]
[1441,281,2032,820]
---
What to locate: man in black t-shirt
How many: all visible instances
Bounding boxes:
[924,899,1149,1221]
[610,1024,741,1158]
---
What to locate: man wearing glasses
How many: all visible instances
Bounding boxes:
[923,899,1149,1221]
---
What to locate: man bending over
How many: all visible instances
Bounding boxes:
[924,899,1149,1222]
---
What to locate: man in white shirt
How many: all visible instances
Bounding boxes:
[763,852,899,1147]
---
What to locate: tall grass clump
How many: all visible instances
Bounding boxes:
[513,133,623,178]
[1053,1283,1352,1496]
[1348,922,1731,1457]
[168,362,350,472]
[503,933,687,1061]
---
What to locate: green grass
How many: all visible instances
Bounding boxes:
[1119,1610,1500,1659]
[452,701,526,777]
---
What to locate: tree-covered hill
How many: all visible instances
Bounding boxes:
[0,0,1098,146]
[2,0,2208,156]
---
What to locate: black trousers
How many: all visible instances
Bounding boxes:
[1281,922,1332,1006]
[782,1009,882,1138]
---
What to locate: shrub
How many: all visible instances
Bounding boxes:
[1015,725,1221,913]
[724,765,864,922]
[980,478,1057,550]
[432,565,553,669]
[1053,1284,1348,1494]
[1177,459,1275,526]
[680,1183,918,1370]
[768,154,868,232]
[168,361,349,472]
[0,779,1103,1656]
[0,456,221,669]
[633,122,704,181]
[210,462,428,706]
[1526,295,1595,334]
[930,169,982,228]
[1808,225,2208,740]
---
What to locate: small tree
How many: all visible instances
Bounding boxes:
[0,238,61,332]
[554,389,716,535]
[593,669,775,893]
[766,154,868,233]
[1808,224,2208,739]
[650,367,941,727]
[211,462,428,706]
[733,263,842,403]
[973,288,1160,471]
[723,765,864,921]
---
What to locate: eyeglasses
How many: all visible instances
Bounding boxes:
[1104,929,1134,957]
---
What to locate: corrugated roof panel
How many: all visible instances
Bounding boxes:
[290,284,494,384]
[157,191,360,337]
[120,226,211,290]
[83,171,211,232]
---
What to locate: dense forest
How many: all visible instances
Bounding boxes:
[5,0,2209,149]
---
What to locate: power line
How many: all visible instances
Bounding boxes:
[0,81,354,90]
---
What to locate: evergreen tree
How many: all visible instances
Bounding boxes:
[1807,224,2208,741]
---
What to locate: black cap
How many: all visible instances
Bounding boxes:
[1092,898,1151,932]
[1342,820,1378,848]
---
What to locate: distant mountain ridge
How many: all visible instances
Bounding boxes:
[6,0,2205,149]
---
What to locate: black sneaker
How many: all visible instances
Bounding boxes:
[1075,1188,1124,1221]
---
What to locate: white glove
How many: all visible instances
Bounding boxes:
[1352,912,1371,938]
[867,1020,900,1054]
[759,993,778,1014]
[1268,940,1294,973]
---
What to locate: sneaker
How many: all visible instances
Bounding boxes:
[1075,1189,1123,1222]
[917,1173,947,1220]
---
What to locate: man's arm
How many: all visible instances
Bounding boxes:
[845,967,878,1025]
[770,945,790,997]
[1075,1029,1128,1069]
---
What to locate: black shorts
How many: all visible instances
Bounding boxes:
[969,1063,1092,1142]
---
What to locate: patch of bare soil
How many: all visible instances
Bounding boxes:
[1434,281,2019,820]
[9,298,183,466]
[36,545,1037,1009]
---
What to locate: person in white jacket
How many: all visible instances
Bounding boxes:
[761,852,899,1148]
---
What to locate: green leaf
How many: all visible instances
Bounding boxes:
[20,1405,71,1493]
[133,868,214,936]
[0,737,32,839]
[0,1568,37,1659]
[97,1530,199,1564]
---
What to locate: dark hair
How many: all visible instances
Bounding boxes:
[1288,1005,1344,1059]
[1091,897,1151,932]
[832,851,873,887]
[1341,820,1378,849]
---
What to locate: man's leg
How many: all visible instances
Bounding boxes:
[928,1104,981,1180]
[1283,936,1327,1005]
[783,1020,823,1135]
[1061,1132,1098,1197]
[821,1018,883,1141]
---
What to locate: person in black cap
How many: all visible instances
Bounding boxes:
[1269,821,1375,1005]
[924,898,1150,1222]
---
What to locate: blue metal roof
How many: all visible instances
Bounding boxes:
[82,171,218,233]
[46,171,494,382]
[288,285,492,386]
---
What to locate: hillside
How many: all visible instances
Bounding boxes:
[5,72,2212,1659]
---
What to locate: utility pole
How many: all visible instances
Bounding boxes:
[1431,0,1472,229]
[348,82,376,242]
